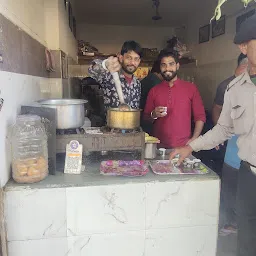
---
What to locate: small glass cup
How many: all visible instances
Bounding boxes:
[162,107,167,115]
[193,159,201,168]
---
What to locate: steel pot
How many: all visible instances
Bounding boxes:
[107,108,141,129]
[38,99,88,129]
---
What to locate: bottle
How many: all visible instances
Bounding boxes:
[11,115,48,183]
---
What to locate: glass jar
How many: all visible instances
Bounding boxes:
[11,115,48,183]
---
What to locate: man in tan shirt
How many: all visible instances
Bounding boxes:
[170,14,256,256]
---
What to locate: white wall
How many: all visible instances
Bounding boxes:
[58,0,78,61]
[44,0,59,50]
[184,1,256,109]
[77,23,174,53]
[44,0,78,60]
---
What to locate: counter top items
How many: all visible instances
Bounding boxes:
[144,133,160,159]
[158,148,166,156]
[11,115,48,183]
[150,158,209,175]
[64,140,83,174]
[100,160,149,177]
[145,133,160,143]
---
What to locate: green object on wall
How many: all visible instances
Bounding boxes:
[211,0,255,21]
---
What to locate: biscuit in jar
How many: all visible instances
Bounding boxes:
[27,166,40,176]
[25,158,37,165]
[37,157,47,170]
[16,165,28,176]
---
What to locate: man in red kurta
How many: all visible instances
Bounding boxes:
[143,49,206,148]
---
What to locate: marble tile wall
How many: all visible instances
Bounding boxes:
[4,178,220,256]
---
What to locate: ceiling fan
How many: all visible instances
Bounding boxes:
[152,0,162,21]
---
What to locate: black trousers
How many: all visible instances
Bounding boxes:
[237,161,256,256]
[221,163,238,225]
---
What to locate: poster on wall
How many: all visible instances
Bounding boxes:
[236,9,255,32]
[199,24,210,44]
[212,15,226,38]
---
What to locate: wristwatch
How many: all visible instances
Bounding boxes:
[151,111,158,120]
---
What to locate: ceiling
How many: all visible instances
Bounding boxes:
[75,0,202,27]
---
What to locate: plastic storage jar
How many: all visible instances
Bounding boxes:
[11,115,48,183]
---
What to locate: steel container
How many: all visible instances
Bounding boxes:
[107,108,141,129]
[38,99,87,129]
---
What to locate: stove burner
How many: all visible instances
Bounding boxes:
[101,126,141,134]
[56,127,85,135]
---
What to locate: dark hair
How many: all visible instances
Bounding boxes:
[237,53,247,66]
[151,60,161,73]
[120,41,143,58]
[157,49,180,64]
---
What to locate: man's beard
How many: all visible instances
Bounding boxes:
[122,63,137,75]
[161,70,178,81]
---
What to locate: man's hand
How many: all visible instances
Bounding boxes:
[186,137,196,145]
[152,106,167,118]
[106,56,121,73]
[215,143,224,151]
[169,145,193,165]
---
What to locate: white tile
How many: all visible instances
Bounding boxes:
[8,238,68,256]
[0,71,46,187]
[146,180,220,229]
[66,184,145,235]
[145,226,218,256]
[5,188,67,241]
[67,231,145,256]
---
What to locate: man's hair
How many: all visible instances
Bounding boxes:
[237,53,247,66]
[157,49,180,64]
[120,41,143,58]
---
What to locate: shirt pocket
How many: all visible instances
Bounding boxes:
[230,105,250,135]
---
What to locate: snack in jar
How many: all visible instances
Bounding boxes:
[11,115,48,183]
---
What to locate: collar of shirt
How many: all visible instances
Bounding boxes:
[119,72,138,86]
[161,78,182,88]
[227,71,255,91]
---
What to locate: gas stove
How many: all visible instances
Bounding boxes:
[56,128,85,135]
[56,127,145,159]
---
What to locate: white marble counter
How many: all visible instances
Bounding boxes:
[4,152,220,256]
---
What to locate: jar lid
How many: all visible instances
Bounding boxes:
[16,115,41,123]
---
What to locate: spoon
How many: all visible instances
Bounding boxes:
[112,72,131,110]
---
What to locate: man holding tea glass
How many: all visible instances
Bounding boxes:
[143,49,206,148]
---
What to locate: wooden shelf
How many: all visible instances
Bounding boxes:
[78,54,196,67]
